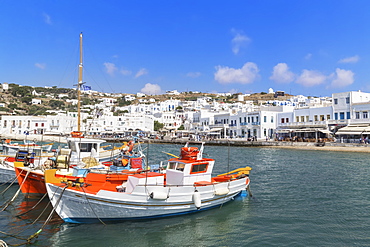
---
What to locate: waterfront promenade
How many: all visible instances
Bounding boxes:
[107,137,370,153]
[2,133,369,153]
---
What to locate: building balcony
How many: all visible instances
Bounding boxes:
[210,124,229,128]
[279,121,328,128]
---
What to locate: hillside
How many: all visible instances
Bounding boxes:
[0,83,293,115]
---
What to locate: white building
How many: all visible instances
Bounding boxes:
[166,90,180,95]
[86,113,154,134]
[125,95,136,101]
[31,99,42,105]
[2,83,9,91]
[0,115,78,135]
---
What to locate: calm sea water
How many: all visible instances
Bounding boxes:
[1,144,370,246]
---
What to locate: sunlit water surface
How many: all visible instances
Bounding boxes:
[1,144,370,246]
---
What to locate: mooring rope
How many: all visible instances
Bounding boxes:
[0,167,24,195]
[82,186,106,225]
[0,169,30,211]
[25,185,67,244]
[0,177,18,194]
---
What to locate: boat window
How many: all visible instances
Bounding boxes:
[176,163,185,171]
[191,162,208,174]
[168,162,177,169]
[79,143,98,152]
[67,141,77,152]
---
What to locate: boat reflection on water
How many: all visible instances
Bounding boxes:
[15,197,63,224]
[0,192,62,247]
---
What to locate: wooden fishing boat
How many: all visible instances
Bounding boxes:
[2,32,123,186]
[13,139,145,197]
[0,149,52,184]
[0,136,124,185]
[45,142,252,223]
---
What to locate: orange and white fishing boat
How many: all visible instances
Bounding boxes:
[0,148,53,184]
[11,32,126,194]
[13,138,145,197]
[45,142,252,223]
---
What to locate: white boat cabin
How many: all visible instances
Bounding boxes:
[165,157,214,186]
[124,143,215,193]
[66,137,105,162]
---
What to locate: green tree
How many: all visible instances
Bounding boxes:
[28,105,47,115]
[154,120,164,131]
[8,103,17,109]
[178,125,185,130]
[49,100,65,109]
[117,97,132,106]
[10,84,32,97]
[21,96,32,105]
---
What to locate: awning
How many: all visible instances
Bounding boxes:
[319,129,332,134]
[209,127,223,131]
[276,129,291,133]
[276,128,331,134]
[207,132,221,135]
[336,125,370,135]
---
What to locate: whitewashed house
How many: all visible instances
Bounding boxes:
[31,99,42,105]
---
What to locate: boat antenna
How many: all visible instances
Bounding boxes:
[146,140,149,170]
[145,140,149,186]
[227,140,230,173]
[76,32,85,132]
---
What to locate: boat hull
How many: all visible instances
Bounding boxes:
[46,177,250,223]
[0,164,17,184]
[14,167,46,197]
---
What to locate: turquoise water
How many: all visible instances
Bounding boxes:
[1,144,370,246]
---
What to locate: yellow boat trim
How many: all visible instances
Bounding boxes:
[217,166,252,177]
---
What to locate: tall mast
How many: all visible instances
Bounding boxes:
[77,32,83,132]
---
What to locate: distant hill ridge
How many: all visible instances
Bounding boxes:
[0,83,292,115]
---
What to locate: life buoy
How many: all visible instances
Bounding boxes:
[181,147,199,160]
[71,131,84,138]
[127,141,134,153]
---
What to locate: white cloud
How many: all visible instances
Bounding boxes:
[135,68,148,78]
[296,69,327,87]
[330,68,354,88]
[43,13,52,25]
[231,29,251,55]
[35,63,46,69]
[214,62,259,84]
[186,72,201,78]
[270,63,295,83]
[104,62,118,76]
[120,68,132,76]
[140,83,161,95]
[338,55,360,64]
[229,89,238,94]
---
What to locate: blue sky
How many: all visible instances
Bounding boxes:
[1,1,370,97]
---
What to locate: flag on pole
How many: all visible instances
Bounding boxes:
[82,85,91,91]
